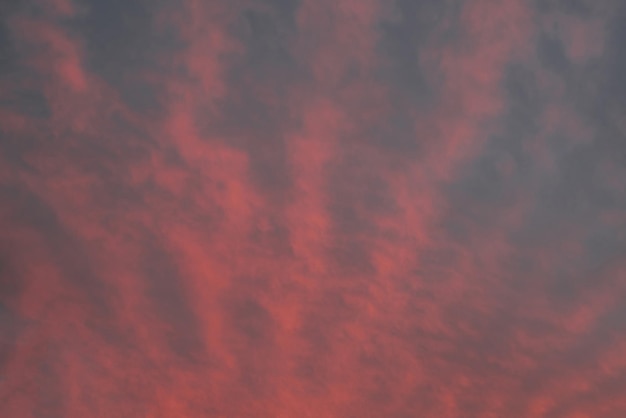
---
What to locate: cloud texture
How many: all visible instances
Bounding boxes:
[1,0,626,416]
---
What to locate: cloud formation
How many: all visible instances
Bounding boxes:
[1,0,625,416]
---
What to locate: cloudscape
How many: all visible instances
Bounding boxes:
[1,0,626,416]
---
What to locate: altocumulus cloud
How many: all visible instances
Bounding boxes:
[1,0,626,416]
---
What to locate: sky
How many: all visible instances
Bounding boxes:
[1,0,625,416]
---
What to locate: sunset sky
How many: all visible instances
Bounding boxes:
[1,0,626,416]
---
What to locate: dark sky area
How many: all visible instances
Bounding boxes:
[1,0,626,416]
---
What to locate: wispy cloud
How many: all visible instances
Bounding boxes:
[1,0,625,416]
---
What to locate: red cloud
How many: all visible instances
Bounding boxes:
[1,0,624,416]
